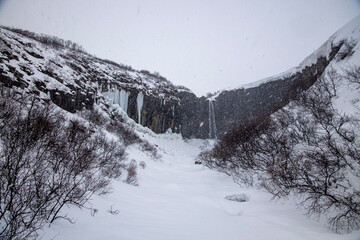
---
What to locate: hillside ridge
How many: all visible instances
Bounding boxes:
[0,16,359,138]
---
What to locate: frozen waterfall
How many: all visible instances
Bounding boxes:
[103,89,130,113]
[208,100,217,139]
[119,90,130,112]
[137,92,144,124]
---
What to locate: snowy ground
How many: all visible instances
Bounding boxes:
[40,131,360,240]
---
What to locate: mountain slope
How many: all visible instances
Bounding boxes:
[0,27,190,135]
[1,13,360,240]
[1,17,356,139]
[208,15,360,138]
[198,16,360,234]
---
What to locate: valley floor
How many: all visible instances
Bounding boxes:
[42,132,360,240]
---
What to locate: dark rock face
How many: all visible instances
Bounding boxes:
[48,89,95,113]
[177,42,342,139]
[127,92,182,134]
[0,26,345,139]
[211,58,328,138]
[177,93,210,139]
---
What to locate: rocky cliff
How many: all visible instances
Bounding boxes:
[178,39,345,138]
[0,27,188,134]
[0,25,355,139]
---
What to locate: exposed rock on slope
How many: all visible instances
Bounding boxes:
[206,16,360,138]
[0,27,189,135]
[176,39,346,139]
[0,16,358,138]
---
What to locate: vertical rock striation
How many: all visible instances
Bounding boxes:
[0,26,348,139]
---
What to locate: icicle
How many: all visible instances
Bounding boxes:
[103,90,116,105]
[102,88,130,113]
[119,89,130,113]
[137,92,144,124]
[208,100,217,139]
[112,88,119,104]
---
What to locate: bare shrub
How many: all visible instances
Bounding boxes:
[105,118,159,158]
[80,108,109,127]
[106,119,141,146]
[107,205,120,215]
[0,92,129,240]
[139,139,159,158]
[199,68,360,233]
[1,25,86,53]
[125,160,138,186]
[97,58,134,72]
[344,65,360,87]
[139,161,147,169]
[90,208,98,217]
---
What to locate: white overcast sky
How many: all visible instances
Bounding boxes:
[0,0,359,96]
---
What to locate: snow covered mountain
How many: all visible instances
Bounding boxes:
[197,15,360,236]
[208,15,360,138]
[0,27,191,136]
[2,16,359,139]
[1,13,360,240]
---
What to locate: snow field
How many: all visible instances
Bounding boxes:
[42,131,360,240]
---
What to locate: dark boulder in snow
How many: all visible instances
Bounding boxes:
[225,194,250,203]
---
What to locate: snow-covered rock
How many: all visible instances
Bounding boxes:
[225,193,250,202]
[1,16,359,139]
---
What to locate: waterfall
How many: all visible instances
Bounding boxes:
[137,92,144,124]
[208,100,217,139]
[103,88,130,113]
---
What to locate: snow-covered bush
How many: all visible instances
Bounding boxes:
[1,25,86,53]
[125,160,138,186]
[198,68,360,233]
[139,161,147,169]
[0,92,129,240]
[337,39,356,61]
[106,118,141,146]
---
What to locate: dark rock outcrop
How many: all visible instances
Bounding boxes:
[177,43,342,139]
[0,26,346,139]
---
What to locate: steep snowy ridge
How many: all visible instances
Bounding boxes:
[296,15,360,78]
[196,16,360,238]
[1,18,359,138]
[326,16,360,117]
[0,26,194,135]
[220,16,360,94]
[1,14,360,240]
[204,16,360,139]
[0,27,191,100]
